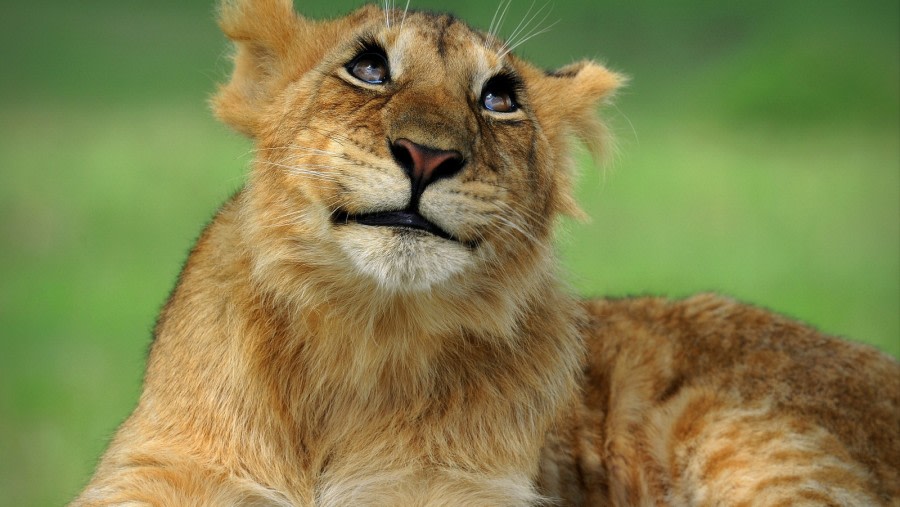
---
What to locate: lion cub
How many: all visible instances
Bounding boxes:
[74,1,898,505]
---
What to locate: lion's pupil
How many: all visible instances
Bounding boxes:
[351,55,388,84]
[484,91,513,112]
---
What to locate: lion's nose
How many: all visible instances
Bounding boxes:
[390,138,465,203]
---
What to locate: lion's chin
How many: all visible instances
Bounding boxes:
[336,224,476,292]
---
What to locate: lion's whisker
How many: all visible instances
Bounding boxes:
[400,0,411,30]
[257,145,348,159]
[499,2,554,58]
[258,161,341,182]
[502,0,537,51]
[493,215,540,245]
[488,0,512,44]
[500,21,557,58]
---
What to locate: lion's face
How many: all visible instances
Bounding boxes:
[277,10,556,291]
[214,3,620,294]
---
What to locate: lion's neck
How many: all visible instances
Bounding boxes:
[147,197,584,475]
[251,261,579,411]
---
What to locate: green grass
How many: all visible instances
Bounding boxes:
[562,121,899,350]
[0,1,897,505]
[0,103,248,504]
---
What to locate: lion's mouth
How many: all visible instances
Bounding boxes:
[333,209,459,243]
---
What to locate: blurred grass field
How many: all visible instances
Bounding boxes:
[0,0,897,504]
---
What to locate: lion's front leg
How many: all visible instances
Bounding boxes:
[71,459,298,507]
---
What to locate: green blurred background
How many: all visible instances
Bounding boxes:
[1,0,897,504]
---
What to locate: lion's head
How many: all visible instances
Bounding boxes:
[213,0,620,318]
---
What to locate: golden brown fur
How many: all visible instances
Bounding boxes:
[541,296,900,505]
[74,1,899,505]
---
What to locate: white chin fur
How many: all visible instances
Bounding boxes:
[337,225,474,292]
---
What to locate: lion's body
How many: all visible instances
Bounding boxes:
[544,297,900,505]
[73,2,899,505]
[76,193,581,506]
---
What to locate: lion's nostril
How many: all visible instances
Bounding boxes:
[389,141,415,172]
[390,138,465,201]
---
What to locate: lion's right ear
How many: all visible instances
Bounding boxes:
[211,0,312,137]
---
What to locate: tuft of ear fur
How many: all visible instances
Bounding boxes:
[545,60,625,162]
[212,0,309,137]
[532,60,625,219]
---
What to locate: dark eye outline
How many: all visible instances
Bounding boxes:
[480,73,522,113]
[345,43,391,85]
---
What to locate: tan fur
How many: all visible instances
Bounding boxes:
[541,296,900,506]
[73,2,898,505]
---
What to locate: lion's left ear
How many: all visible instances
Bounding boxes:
[546,60,623,106]
[529,60,625,219]
[532,60,625,157]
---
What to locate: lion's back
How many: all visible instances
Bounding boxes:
[573,294,900,505]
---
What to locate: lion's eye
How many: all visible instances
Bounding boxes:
[347,52,390,85]
[480,74,520,113]
[483,91,516,113]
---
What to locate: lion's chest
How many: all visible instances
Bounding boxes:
[271,407,545,505]
[311,468,539,506]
